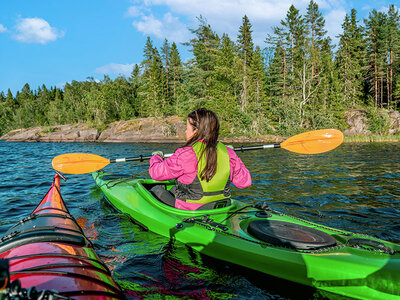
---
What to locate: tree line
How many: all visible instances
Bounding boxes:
[1,1,399,137]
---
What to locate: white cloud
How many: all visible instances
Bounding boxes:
[140,0,307,25]
[0,24,7,33]
[134,15,163,36]
[128,0,309,45]
[325,8,346,44]
[125,6,142,18]
[95,63,136,77]
[132,12,189,42]
[13,17,64,44]
[316,0,347,10]
[128,0,382,47]
[378,4,399,13]
[56,82,67,90]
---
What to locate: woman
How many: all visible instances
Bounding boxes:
[149,108,251,210]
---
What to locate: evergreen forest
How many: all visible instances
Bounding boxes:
[1,1,400,137]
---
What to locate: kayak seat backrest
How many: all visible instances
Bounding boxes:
[0,213,87,253]
[147,184,232,210]
[148,184,176,207]
[247,220,337,250]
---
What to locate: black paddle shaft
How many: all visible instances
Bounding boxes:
[109,155,153,163]
[108,144,281,163]
[233,144,281,152]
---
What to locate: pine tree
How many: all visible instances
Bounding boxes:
[265,4,306,134]
[5,89,16,109]
[0,92,7,135]
[47,87,65,126]
[36,84,54,125]
[248,46,269,134]
[386,5,400,109]
[161,39,173,113]
[1,89,16,133]
[184,16,220,108]
[265,26,287,99]
[237,15,254,112]
[336,9,365,108]
[212,33,241,131]
[302,0,333,127]
[14,83,36,128]
[63,80,93,123]
[138,37,168,117]
[280,5,306,93]
[128,64,141,116]
[169,42,184,115]
[364,10,388,108]
[142,37,155,73]
[150,47,168,116]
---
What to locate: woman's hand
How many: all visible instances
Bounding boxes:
[152,151,164,159]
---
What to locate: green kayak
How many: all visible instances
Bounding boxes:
[93,171,400,300]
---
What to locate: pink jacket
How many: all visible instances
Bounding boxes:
[149,145,252,210]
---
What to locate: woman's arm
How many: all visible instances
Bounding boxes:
[227,148,252,188]
[149,147,197,182]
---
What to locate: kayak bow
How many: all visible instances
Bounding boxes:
[93,171,400,300]
[0,174,125,299]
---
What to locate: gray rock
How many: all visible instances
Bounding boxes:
[0,117,186,143]
[344,110,371,135]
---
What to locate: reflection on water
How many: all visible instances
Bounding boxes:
[0,140,399,299]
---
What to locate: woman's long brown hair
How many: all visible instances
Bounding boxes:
[185,108,220,182]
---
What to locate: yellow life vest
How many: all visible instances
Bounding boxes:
[175,141,231,204]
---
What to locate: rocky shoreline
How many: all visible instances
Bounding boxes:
[0,116,276,144]
[1,110,400,143]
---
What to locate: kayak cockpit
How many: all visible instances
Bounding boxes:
[96,173,399,255]
[140,181,339,250]
[142,181,234,210]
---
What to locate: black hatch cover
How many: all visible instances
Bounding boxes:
[248,220,337,250]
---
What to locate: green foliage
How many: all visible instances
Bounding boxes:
[366,107,391,134]
[1,1,400,139]
[336,9,366,107]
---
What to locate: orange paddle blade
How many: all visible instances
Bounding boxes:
[280,129,344,154]
[52,153,110,174]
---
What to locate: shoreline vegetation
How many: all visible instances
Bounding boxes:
[1,2,400,141]
[1,114,400,144]
[344,135,400,143]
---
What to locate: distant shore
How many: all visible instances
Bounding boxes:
[0,116,280,144]
[1,114,400,144]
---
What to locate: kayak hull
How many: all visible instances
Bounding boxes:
[93,171,400,300]
[0,174,124,299]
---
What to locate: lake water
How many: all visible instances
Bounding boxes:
[0,140,399,299]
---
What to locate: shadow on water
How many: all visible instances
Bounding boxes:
[0,140,399,299]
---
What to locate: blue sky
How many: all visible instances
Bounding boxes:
[0,0,398,96]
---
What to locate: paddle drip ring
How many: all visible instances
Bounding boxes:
[347,238,394,255]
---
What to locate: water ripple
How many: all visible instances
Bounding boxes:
[0,140,399,299]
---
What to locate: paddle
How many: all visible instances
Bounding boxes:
[52,129,343,174]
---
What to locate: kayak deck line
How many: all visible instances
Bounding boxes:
[6,252,110,270]
[97,172,398,253]
[8,212,75,225]
[3,222,85,240]
[10,270,123,293]
[11,262,112,274]
[159,190,397,255]
[93,171,400,300]
[30,206,72,215]
[0,174,125,299]
[180,214,396,255]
